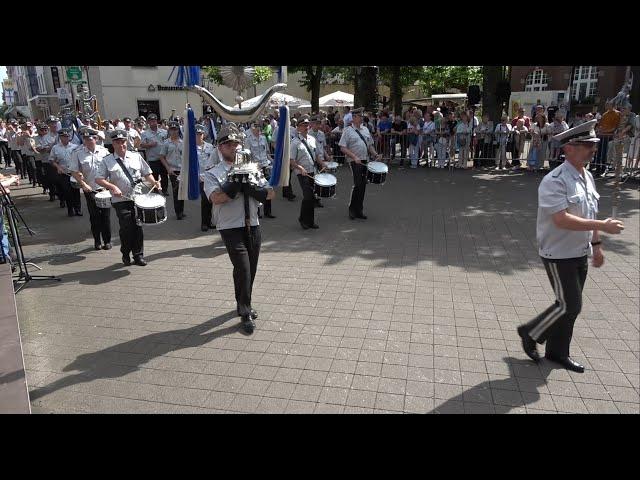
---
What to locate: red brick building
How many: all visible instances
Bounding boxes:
[510,66,633,114]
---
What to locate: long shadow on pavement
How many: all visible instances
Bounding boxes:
[29,310,240,401]
[429,356,561,414]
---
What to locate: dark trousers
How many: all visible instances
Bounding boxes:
[349,161,368,215]
[199,181,213,227]
[113,201,143,258]
[297,174,315,226]
[521,256,588,357]
[282,169,295,198]
[85,191,111,245]
[0,142,10,166]
[44,163,61,198]
[149,160,169,195]
[219,226,261,317]
[11,150,23,176]
[57,173,81,213]
[593,136,610,174]
[23,155,36,185]
[169,172,184,216]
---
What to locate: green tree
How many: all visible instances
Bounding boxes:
[416,66,482,97]
[287,66,326,113]
[379,66,425,114]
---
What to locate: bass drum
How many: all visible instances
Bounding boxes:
[313,173,337,198]
[366,161,388,185]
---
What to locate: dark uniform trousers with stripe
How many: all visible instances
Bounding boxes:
[522,256,588,357]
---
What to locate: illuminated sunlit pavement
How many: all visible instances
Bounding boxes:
[12,165,639,413]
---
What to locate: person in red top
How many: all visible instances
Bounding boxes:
[511,107,531,129]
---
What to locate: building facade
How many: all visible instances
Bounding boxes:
[5,65,70,120]
[510,65,632,118]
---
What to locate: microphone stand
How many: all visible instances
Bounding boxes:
[0,181,61,293]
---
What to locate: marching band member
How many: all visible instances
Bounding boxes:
[17,122,39,187]
[290,115,326,229]
[34,123,55,198]
[139,114,169,196]
[70,127,112,250]
[122,117,141,152]
[194,124,216,231]
[339,107,381,220]
[6,120,24,179]
[244,120,275,219]
[96,130,160,266]
[204,124,275,334]
[159,121,185,220]
[49,129,80,217]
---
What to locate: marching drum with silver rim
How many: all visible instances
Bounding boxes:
[94,190,112,209]
[313,173,337,198]
[325,161,339,174]
[366,161,388,185]
[134,193,167,226]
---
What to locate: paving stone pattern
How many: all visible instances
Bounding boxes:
[11,165,639,414]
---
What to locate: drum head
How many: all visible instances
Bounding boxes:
[135,193,166,208]
[326,162,339,170]
[315,173,337,187]
[367,162,388,174]
[95,190,112,200]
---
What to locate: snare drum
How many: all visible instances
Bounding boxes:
[366,161,388,185]
[94,190,112,209]
[325,161,339,174]
[313,173,337,198]
[134,193,167,226]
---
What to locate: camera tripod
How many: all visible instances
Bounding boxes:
[0,181,60,293]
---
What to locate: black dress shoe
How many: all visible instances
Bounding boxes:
[299,219,309,230]
[349,211,356,220]
[517,326,540,362]
[201,225,209,232]
[240,315,256,334]
[102,243,112,250]
[133,256,147,267]
[237,308,258,320]
[355,214,368,220]
[265,214,276,219]
[310,223,319,229]
[545,354,584,373]
[94,243,102,251]
[122,255,132,266]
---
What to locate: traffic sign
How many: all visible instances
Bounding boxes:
[66,66,83,82]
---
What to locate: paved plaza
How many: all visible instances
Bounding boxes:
[12,166,640,414]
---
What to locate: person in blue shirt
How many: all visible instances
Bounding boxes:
[376,113,392,161]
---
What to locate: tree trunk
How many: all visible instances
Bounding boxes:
[354,67,378,111]
[307,66,323,113]
[482,65,502,125]
[390,66,403,115]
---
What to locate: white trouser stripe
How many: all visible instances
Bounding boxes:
[530,262,566,340]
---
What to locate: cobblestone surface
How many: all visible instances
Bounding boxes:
[11,165,639,414]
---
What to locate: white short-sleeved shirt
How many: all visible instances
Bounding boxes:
[140,128,168,162]
[69,145,110,189]
[244,132,271,167]
[537,161,599,259]
[203,161,271,230]
[125,127,141,151]
[96,151,152,204]
[49,142,79,171]
[338,124,373,162]
[309,129,327,161]
[196,141,215,181]
[290,134,317,174]
[160,138,183,170]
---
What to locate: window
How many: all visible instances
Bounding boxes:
[525,69,549,92]
[51,67,61,90]
[137,100,160,119]
[572,66,598,101]
[37,73,46,94]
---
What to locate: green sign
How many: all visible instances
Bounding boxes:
[66,66,83,82]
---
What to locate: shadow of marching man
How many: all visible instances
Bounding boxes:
[428,356,560,414]
[29,310,241,402]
